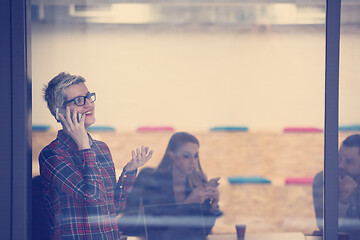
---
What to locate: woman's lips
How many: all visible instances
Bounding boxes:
[83,110,93,116]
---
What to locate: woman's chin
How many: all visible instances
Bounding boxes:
[85,118,96,129]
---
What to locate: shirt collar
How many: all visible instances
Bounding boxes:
[57,130,93,150]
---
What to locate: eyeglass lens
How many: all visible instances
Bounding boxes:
[74,93,96,106]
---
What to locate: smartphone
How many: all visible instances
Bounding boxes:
[56,107,82,123]
[206,177,220,187]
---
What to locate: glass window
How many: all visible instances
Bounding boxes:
[32,0,326,238]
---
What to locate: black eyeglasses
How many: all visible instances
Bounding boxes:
[63,92,96,107]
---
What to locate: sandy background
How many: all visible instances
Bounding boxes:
[31,130,358,235]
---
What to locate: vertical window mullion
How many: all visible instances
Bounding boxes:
[324,0,341,239]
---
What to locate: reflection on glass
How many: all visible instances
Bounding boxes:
[338,1,360,239]
[31,0,330,237]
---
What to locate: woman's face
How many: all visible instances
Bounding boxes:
[171,142,199,175]
[63,82,95,129]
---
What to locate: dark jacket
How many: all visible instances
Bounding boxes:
[119,168,219,239]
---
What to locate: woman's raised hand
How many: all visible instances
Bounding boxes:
[125,146,153,172]
[59,107,89,150]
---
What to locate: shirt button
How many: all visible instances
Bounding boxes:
[120,186,123,188]
[124,174,127,178]
[108,211,110,214]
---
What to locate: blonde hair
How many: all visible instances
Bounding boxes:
[156,132,208,189]
[43,72,86,119]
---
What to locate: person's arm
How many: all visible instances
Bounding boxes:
[338,175,359,230]
[115,168,138,214]
[115,147,153,214]
[39,147,107,204]
[312,171,324,231]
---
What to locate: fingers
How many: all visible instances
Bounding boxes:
[63,107,84,126]
[59,108,76,130]
[136,148,141,158]
[58,113,69,130]
[128,146,154,171]
[136,146,153,160]
[141,146,146,159]
[146,150,153,161]
[203,186,218,199]
[79,112,85,124]
[136,148,142,164]
[60,107,76,130]
[133,147,148,163]
[131,150,136,161]
[72,108,78,123]
[66,106,71,122]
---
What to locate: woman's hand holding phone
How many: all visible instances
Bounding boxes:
[206,177,220,187]
[184,186,210,204]
[207,186,220,211]
[204,177,220,211]
[184,178,220,205]
[58,106,90,150]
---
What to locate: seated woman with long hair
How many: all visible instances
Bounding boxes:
[120,132,221,239]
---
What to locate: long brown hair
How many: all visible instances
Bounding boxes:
[156,132,208,189]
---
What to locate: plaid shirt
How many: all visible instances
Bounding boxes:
[39,130,137,240]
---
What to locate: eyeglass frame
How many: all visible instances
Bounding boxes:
[63,92,96,107]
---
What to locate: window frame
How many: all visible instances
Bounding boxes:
[324,0,341,239]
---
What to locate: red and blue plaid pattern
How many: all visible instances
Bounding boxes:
[39,130,137,240]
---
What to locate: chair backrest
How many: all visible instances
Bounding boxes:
[32,175,51,240]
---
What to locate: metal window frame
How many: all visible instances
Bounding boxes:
[324,0,341,239]
[0,0,31,239]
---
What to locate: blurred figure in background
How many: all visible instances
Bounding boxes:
[121,132,221,240]
[313,134,360,240]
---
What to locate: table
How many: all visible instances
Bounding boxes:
[125,232,308,240]
[207,232,306,240]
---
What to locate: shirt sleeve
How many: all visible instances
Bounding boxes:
[39,147,107,204]
[115,167,137,214]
